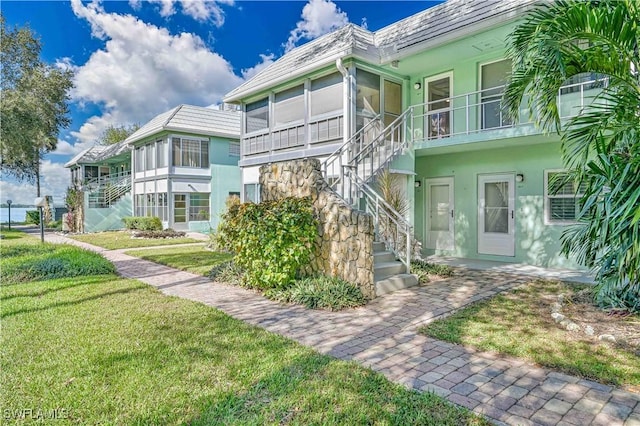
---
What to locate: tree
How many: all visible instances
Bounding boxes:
[0,15,74,194]
[504,0,640,312]
[98,123,140,145]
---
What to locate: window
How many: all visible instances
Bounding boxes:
[481,59,512,129]
[310,72,342,117]
[274,85,304,126]
[545,170,585,223]
[157,139,167,168]
[157,193,168,221]
[174,194,186,223]
[244,183,260,203]
[229,142,240,157]
[146,193,155,217]
[171,137,209,168]
[189,193,210,221]
[84,166,99,180]
[135,147,144,172]
[246,98,269,133]
[145,142,155,170]
[135,194,145,216]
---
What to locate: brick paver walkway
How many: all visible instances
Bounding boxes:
[34,230,640,426]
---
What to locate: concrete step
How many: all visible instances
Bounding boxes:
[374,261,406,281]
[374,251,396,263]
[373,241,387,252]
[375,273,419,296]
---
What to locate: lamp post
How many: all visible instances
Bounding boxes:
[6,199,12,230]
[34,197,46,243]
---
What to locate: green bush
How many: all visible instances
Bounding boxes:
[208,260,244,285]
[411,260,454,283]
[122,216,163,231]
[25,210,40,225]
[217,197,317,289]
[1,244,116,283]
[265,275,367,311]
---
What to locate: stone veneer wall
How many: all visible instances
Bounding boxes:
[260,159,375,299]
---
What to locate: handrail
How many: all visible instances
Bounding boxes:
[347,170,412,273]
[321,112,382,184]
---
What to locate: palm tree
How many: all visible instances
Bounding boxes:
[504,0,640,312]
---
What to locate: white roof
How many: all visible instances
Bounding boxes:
[224,0,535,103]
[64,141,132,168]
[125,104,241,145]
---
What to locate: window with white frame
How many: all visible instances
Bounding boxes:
[145,142,155,171]
[274,85,304,126]
[135,147,144,172]
[245,98,269,133]
[157,193,168,221]
[545,170,585,223]
[135,194,145,216]
[310,72,342,117]
[145,193,155,216]
[171,137,209,168]
[157,139,167,168]
[244,183,260,203]
[188,193,210,221]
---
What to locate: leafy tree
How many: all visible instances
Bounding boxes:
[0,15,74,194]
[504,0,640,312]
[98,123,140,145]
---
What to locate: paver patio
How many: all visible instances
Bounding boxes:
[28,229,640,426]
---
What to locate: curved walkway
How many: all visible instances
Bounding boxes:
[34,230,640,426]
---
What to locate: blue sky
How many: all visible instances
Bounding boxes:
[2,0,440,204]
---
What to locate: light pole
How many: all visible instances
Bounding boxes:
[6,199,11,230]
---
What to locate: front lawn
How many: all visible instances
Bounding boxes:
[1,274,488,425]
[125,245,231,276]
[70,231,201,250]
[420,279,640,389]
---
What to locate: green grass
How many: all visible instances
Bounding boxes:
[125,245,232,276]
[70,231,201,250]
[1,231,115,284]
[1,274,488,425]
[420,280,640,387]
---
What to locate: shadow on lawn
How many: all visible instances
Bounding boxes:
[0,276,113,301]
[1,286,145,319]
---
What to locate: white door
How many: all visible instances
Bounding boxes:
[426,177,454,251]
[478,174,515,256]
[424,72,452,139]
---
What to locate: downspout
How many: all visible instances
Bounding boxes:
[336,57,350,144]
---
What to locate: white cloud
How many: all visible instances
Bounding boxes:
[285,0,349,52]
[241,53,275,80]
[0,160,70,205]
[68,0,243,146]
[129,0,233,25]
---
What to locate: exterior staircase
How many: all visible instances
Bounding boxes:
[86,172,132,209]
[322,109,419,296]
[373,241,418,296]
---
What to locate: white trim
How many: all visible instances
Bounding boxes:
[544,169,582,226]
[478,173,515,257]
[425,176,455,251]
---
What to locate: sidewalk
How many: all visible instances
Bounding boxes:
[33,230,640,426]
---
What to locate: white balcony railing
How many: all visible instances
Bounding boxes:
[410,76,607,142]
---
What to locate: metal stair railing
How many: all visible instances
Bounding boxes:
[347,170,413,274]
[321,107,416,273]
[86,171,131,208]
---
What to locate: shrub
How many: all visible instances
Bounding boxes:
[217,197,317,289]
[411,260,454,283]
[122,216,163,231]
[208,260,244,285]
[1,244,116,283]
[25,210,40,225]
[131,229,186,239]
[265,275,367,311]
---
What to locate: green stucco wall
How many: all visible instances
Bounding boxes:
[415,140,582,269]
[84,194,132,233]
